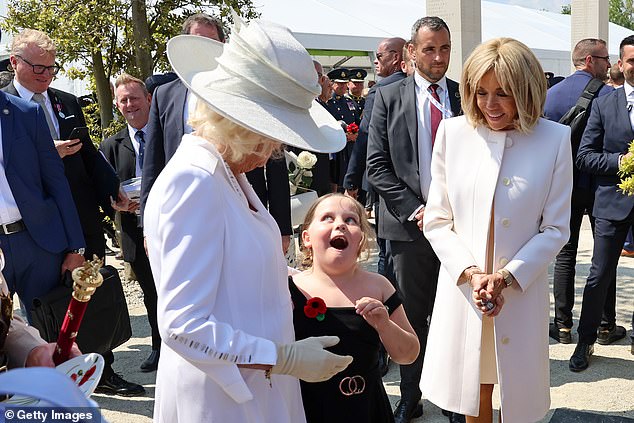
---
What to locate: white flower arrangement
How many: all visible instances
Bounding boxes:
[288,150,318,195]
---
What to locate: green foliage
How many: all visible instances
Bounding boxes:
[618,141,634,195]
[609,0,634,31]
[2,0,259,128]
[561,4,571,14]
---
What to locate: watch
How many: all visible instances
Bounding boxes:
[70,248,86,256]
[497,268,514,287]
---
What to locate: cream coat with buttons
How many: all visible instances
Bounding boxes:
[421,116,572,422]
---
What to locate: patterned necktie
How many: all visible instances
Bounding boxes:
[135,130,145,170]
[429,84,442,146]
[31,93,57,140]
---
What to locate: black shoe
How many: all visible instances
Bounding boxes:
[569,342,594,372]
[378,348,389,377]
[394,398,423,423]
[596,325,626,345]
[549,322,572,344]
[442,409,466,423]
[140,349,160,372]
[96,372,146,396]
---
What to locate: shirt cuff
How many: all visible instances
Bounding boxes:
[408,204,425,221]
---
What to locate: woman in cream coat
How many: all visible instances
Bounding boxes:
[144,17,351,422]
[421,38,572,422]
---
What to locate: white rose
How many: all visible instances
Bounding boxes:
[297,151,318,169]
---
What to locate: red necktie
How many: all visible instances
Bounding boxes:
[429,84,442,146]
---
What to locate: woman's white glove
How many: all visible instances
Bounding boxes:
[271,336,353,382]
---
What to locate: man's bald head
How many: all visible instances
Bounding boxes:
[374,37,407,77]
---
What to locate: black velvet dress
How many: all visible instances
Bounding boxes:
[289,277,401,423]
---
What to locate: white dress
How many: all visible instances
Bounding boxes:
[145,135,306,423]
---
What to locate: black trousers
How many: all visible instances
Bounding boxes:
[128,243,161,350]
[553,189,616,329]
[577,209,634,344]
[388,236,440,401]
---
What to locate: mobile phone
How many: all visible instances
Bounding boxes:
[68,126,88,145]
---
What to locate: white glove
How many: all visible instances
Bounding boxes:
[271,336,353,382]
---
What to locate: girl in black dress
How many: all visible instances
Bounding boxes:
[290,193,419,422]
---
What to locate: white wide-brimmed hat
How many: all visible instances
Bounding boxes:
[166,15,345,154]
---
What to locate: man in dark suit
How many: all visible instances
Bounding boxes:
[345,37,406,277]
[367,17,462,423]
[3,28,143,396]
[100,74,161,373]
[544,38,616,345]
[141,14,292,249]
[572,35,634,371]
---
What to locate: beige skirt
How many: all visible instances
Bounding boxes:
[480,315,499,384]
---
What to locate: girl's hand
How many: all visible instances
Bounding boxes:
[355,297,390,331]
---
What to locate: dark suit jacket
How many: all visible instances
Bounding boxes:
[576,87,634,221]
[99,128,145,262]
[140,78,188,222]
[367,75,461,241]
[0,90,84,253]
[2,82,118,246]
[344,71,407,191]
[140,79,291,235]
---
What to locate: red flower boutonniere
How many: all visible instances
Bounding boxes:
[346,122,359,134]
[304,297,327,321]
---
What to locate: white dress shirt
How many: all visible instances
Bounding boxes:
[623,81,634,131]
[411,72,450,218]
[0,119,22,224]
[127,125,148,178]
[13,79,60,139]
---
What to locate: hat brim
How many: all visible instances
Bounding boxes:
[167,35,345,154]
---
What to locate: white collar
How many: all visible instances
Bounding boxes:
[624,81,634,102]
[413,71,448,94]
[13,78,50,103]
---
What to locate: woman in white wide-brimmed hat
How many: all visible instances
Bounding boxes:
[144,15,350,423]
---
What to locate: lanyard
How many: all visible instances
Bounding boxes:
[422,86,454,119]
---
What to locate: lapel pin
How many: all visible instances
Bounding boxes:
[2,108,9,115]
[59,111,65,118]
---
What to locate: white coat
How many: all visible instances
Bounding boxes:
[144,135,305,423]
[421,117,572,422]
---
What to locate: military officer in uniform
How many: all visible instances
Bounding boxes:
[347,68,367,117]
[326,68,360,191]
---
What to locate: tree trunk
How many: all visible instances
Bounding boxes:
[131,0,153,80]
[92,50,113,130]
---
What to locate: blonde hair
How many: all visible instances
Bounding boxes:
[189,100,283,163]
[460,38,546,133]
[114,73,148,97]
[11,29,56,57]
[299,193,374,269]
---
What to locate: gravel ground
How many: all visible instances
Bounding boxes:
[92,216,634,422]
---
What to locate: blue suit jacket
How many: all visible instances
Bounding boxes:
[576,87,634,221]
[0,91,84,252]
[544,70,613,122]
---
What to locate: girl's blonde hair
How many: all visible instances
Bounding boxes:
[189,100,283,163]
[460,37,546,134]
[299,193,374,269]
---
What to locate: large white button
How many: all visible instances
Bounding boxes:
[501,218,510,227]
[505,138,514,148]
[501,336,510,345]
[502,177,511,186]
[499,257,509,266]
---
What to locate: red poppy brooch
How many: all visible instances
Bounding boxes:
[304,297,327,321]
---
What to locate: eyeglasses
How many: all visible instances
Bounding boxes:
[591,55,610,62]
[16,55,61,75]
[376,50,397,60]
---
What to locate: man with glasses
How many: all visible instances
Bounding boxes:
[2,29,143,396]
[544,38,617,348]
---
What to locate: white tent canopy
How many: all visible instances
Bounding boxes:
[255,0,633,78]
